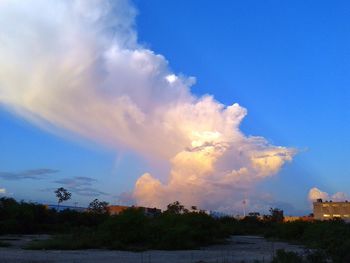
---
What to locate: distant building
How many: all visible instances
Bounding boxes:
[107,205,161,217]
[313,199,350,221]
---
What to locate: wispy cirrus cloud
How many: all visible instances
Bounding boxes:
[54,176,108,197]
[0,169,59,181]
[72,187,109,197]
[54,176,97,188]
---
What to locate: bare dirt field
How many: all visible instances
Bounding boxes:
[0,235,306,263]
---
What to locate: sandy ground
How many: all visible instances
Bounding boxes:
[0,235,306,263]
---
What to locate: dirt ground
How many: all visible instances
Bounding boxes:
[0,235,306,263]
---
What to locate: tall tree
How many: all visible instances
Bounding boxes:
[54,187,71,210]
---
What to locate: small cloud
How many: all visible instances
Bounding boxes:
[0,188,6,194]
[0,169,59,180]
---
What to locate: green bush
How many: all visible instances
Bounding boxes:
[97,208,151,249]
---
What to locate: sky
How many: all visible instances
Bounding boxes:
[0,0,349,215]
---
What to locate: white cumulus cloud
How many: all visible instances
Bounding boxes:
[0,0,295,211]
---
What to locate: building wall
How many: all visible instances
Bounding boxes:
[313,201,350,220]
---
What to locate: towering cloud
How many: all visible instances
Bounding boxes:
[0,0,295,211]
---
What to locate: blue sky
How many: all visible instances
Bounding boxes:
[1,0,349,214]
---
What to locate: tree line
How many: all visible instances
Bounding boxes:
[1,188,350,262]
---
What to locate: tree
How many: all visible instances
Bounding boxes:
[54,187,71,210]
[88,199,109,214]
